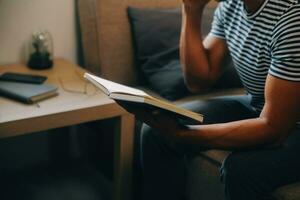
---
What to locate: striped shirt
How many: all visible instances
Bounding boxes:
[210,0,300,112]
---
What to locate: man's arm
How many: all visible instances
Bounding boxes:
[130,75,300,151]
[180,1,229,93]
[177,75,300,150]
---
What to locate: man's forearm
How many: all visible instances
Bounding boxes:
[179,117,286,150]
[180,6,212,92]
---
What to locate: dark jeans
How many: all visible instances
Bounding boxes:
[140,95,300,200]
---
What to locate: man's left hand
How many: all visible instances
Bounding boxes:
[116,101,186,139]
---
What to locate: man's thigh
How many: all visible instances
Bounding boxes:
[221,127,300,190]
[179,95,258,124]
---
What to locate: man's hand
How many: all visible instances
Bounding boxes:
[116,101,185,139]
[117,101,211,153]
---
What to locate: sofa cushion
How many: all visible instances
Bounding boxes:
[127,7,182,67]
[141,58,191,100]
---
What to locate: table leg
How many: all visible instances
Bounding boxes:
[113,113,135,200]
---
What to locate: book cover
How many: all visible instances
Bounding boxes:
[0,81,58,104]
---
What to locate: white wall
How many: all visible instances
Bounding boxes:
[0,0,79,65]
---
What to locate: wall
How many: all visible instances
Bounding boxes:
[0,0,80,65]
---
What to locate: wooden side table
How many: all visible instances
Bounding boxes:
[0,58,135,200]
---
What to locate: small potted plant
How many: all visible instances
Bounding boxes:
[27,30,53,69]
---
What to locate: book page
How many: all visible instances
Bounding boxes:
[85,73,148,97]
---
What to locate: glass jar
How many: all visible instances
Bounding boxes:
[27,30,53,69]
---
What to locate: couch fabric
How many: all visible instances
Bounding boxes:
[78,0,300,199]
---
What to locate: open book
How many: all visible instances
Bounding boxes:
[84,73,203,124]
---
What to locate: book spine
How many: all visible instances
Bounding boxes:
[0,88,31,104]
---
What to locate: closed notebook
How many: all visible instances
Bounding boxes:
[0,81,58,104]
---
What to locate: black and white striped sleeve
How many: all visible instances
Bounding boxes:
[209,3,226,40]
[269,5,300,82]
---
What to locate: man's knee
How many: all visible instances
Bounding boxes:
[221,152,276,200]
[220,152,270,190]
[220,153,254,186]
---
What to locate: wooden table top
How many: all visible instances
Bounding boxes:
[0,58,126,138]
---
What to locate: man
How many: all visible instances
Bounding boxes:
[132,0,300,199]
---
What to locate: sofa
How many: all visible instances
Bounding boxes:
[77,0,300,199]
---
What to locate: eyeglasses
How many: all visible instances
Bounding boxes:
[32,70,99,108]
[58,70,99,96]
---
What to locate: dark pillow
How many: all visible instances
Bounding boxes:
[128,7,182,66]
[127,6,242,100]
[142,47,190,100]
